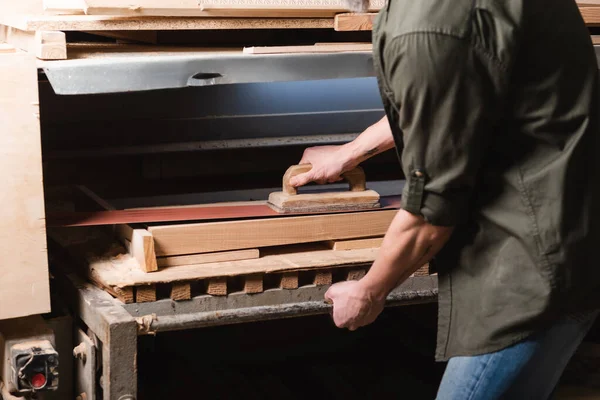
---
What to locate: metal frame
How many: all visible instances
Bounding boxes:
[54,267,437,400]
[40,50,375,95]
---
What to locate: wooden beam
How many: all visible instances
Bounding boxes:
[279,272,299,289]
[206,277,227,296]
[157,249,259,268]
[314,271,332,286]
[0,50,51,319]
[243,274,263,294]
[0,25,66,59]
[135,285,156,303]
[148,209,397,256]
[334,13,377,31]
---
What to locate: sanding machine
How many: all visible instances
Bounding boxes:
[39,43,406,217]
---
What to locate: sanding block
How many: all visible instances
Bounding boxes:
[267,164,381,213]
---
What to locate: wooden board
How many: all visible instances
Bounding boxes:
[328,237,383,250]
[0,50,51,320]
[148,209,397,256]
[157,249,260,268]
[0,14,335,32]
[334,12,376,31]
[243,43,372,54]
[41,0,384,17]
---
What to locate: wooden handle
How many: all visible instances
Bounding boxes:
[282,164,367,195]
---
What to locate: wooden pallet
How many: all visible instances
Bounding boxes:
[48,225,430,304]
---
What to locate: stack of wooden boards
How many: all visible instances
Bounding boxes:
[1,1,599,62]
[47,183,430,304]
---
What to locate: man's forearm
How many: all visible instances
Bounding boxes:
[359,209,453,300]
[341,116,395,170]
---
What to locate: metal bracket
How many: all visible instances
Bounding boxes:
[73,328,97,400]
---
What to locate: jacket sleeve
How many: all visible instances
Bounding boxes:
[384,32,510,226]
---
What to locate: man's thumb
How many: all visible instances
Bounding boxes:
[289,171,313,188]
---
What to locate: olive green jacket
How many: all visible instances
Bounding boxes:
[372,0,600,361]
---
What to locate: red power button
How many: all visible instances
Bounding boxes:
[31,373,46,389]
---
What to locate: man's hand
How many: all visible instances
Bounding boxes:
[289,145,355,188]
[324,280,385,331]
[288,116,395,189]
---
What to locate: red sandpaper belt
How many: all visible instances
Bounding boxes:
[46,196,402,227]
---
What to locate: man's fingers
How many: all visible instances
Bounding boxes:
[289,171,313,188]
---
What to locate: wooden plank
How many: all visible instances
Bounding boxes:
[279,272,299,289]
[135,285,156,302]
[170,282,191,301]
[41,0,385,17]
[592,35,600,44]
[149,209,397,256]
[157,249,260,268]
[244,274,263,294]
[0,14,335,32]
[117,226,158,273]
[244,43,371,54]
[0,25,66,59]
[334,12,377,31]
[314,271,332,286]
[0,50,51,320]
[206,277,227,296]
[328,237,383,251]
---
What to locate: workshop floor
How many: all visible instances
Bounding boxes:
[136,302,600,400]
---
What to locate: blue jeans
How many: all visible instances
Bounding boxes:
[436,310,599,400]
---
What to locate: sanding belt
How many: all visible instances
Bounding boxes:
[46,195,401,227]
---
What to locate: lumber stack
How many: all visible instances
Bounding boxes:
[0,1,599,62]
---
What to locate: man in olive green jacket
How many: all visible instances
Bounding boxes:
[291,0,600,398]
